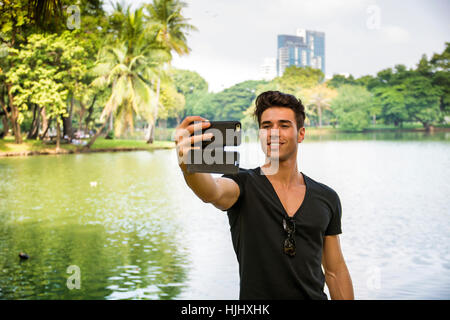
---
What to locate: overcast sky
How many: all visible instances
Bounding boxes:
[125,0,449,92]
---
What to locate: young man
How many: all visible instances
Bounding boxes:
[175,90,354,300]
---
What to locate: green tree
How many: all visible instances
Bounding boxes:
[330,85,374,131]
[372,85,409,127]
[210,80,266,121]
[276,66,324,94]
[145,0,197,58]
[170,68,208,123]
[157,83,185,124]
[90,5,171,145]
[429,42,450,116]
[370,60,444,130]
[186,91,216,120]
[0,0,107,143]
[171,68,208,95]
[5,31,88,148]
[0,0,35,143]
[402,75,441,131]
[144,0,197,143]
[87,42,160,147]
[327,74,356,89]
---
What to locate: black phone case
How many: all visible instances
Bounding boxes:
[186,121,241,174]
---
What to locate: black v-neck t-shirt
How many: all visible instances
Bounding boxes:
[221,166,342,300]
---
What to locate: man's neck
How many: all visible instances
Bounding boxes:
[261,157,302,188]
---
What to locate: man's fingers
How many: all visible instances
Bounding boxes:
[177,132,213,148]
[177,145,201,165]
[175,116,210,168]
[175,121,211,144]
[186,120,210,135]
[174,127,191,144]
[181,116,208,128]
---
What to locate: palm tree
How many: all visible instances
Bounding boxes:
[84,6,170,148]
[144,0,197,143]
[302,83,337,127]
[145,0,197,57]
[29,0,65,32]
[85,41,165,148]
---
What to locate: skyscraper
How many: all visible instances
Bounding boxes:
[277,28,325,77]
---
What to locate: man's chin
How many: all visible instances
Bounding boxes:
[265,152,284,161]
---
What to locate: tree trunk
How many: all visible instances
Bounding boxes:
[318,106,323,128]
[1,114,9,138]
[0,100,10,137]
[39,107,49,140]
[78,101,86,133]
[27,104,41,140]
[56,120,61,151]
[40,118,52,140]
[85,104,113,149]
[146,76,161,144]
[84,95,96,134]
[372,114,376,125]
[6,83,22,144]
[62,97,74,141]
[423,122,431,132]
[109,112,113,132]
[85,116,109,149]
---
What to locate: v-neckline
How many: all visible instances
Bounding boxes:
[258,166,309,219]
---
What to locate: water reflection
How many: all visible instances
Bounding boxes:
[0,152,188,300]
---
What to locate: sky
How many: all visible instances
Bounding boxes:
[125,0,449,92]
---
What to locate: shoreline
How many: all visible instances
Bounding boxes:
[0,146,174,158]
[306,126,450,134]
[0,139,176,158]
[1,126,449,158]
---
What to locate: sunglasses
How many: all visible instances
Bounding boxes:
[283,217,296,257]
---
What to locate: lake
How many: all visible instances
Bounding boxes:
[1,131,449,299]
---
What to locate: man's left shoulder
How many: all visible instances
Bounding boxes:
[305,174,340,200]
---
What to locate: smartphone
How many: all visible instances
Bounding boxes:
[186,120,241,174]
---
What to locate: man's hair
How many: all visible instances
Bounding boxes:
[253,91,306,130]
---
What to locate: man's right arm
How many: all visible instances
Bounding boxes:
[175,116,240,211]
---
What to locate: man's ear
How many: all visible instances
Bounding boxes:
[297,127,305,143]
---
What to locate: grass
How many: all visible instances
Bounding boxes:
[89,138,174,150]
[0,136,175,156]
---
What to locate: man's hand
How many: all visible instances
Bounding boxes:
[174,116,240,209]
[174,116,213,174]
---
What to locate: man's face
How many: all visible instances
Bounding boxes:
[259,107,305,162]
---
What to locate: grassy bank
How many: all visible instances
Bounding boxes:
[305,122,450,134]
[0,137,175,157]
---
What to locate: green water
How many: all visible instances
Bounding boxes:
[0,151,189,299]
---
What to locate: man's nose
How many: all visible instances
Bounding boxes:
[269,129,280,140]
[269,128,280,134]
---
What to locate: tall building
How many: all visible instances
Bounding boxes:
[277,28,325,77]
[259,57,277,80]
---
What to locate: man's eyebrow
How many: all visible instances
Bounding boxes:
[261,120,293,125]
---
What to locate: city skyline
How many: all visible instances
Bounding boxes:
[125,0,449,92]
[277,29,326,77]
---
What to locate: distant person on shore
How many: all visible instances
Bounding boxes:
[175,90,354,300]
